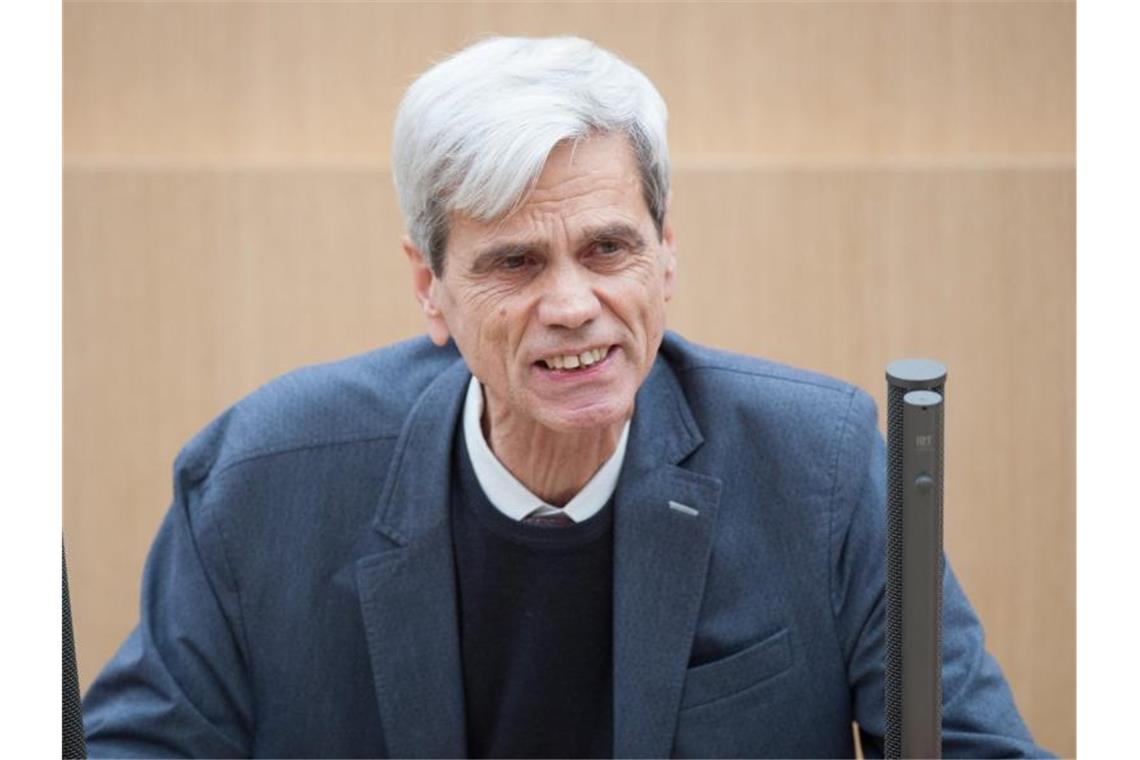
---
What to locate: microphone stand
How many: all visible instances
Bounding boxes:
[884,359,946,758]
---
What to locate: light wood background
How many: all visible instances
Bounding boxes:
[64,1,1075,755]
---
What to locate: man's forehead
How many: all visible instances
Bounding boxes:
[451,135,648,241]
[453,200,644,249]
[530,133,641,191]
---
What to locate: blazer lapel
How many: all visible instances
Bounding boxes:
[612,358,723,758]
[355,356,470,758]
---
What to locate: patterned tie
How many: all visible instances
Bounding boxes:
[523,510,575,527]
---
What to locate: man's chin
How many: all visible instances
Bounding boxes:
[532,397,632,436]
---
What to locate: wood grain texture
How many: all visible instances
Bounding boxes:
[64,1,1074,163]
[63,1,1075,755]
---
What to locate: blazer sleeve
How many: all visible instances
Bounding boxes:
[829,388,1053,758]
[82,445,253,758]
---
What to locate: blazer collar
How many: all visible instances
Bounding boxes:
[357,341,721,758]
[368,343,708,540]
[370,354,470,545]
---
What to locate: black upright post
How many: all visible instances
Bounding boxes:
[64,543,87,759]
[885,359,946,759]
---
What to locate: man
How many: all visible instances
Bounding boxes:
[83,36,1047,757]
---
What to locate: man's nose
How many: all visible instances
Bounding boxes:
[537,263,602,329]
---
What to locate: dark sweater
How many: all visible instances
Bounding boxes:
[450,431,615,759]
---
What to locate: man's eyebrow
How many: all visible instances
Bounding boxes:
[469,241,549,273]
[467,223,646,272]
[580,222,646,247]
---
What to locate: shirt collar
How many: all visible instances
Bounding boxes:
[462,375,629,523]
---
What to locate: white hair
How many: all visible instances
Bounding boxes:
[392,35,670,275]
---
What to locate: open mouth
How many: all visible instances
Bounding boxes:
[535,345,614,372]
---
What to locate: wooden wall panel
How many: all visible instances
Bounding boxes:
[64,1,1075,755]
[65,1,1074,163]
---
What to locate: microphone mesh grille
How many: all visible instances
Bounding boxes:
[64,546,87,759]
[885,383,905,758]
[885,382,944,758]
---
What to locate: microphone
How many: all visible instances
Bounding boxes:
[884,359,946,758]
[64,542,87,759]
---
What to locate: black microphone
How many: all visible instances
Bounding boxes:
[64,542,87,759]
[884,359,946,758]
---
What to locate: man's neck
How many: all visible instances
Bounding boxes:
[481,403,627,508]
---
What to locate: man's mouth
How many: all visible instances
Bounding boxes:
[537,345,613,371]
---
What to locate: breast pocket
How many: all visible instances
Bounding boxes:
[679,627,793,711]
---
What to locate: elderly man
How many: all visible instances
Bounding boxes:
[83,36,1046,758]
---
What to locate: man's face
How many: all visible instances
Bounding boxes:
[406,133,676,435]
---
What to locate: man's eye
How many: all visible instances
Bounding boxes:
[593,240,624,256]
[500,255,530,270]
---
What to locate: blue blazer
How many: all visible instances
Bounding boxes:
[83,332,1047,757]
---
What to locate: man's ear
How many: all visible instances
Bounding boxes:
[660,194,678,303]
[403,236,451,346]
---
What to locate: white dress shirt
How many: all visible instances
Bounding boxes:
[462,375,630,523]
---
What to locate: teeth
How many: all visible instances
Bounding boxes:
[542,347,608,370]
[580,347,606,366]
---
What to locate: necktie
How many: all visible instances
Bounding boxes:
[523,510,575,527]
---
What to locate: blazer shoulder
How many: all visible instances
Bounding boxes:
[661,331,874,412]
[174,336,462,484]
[657,332,880,478]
